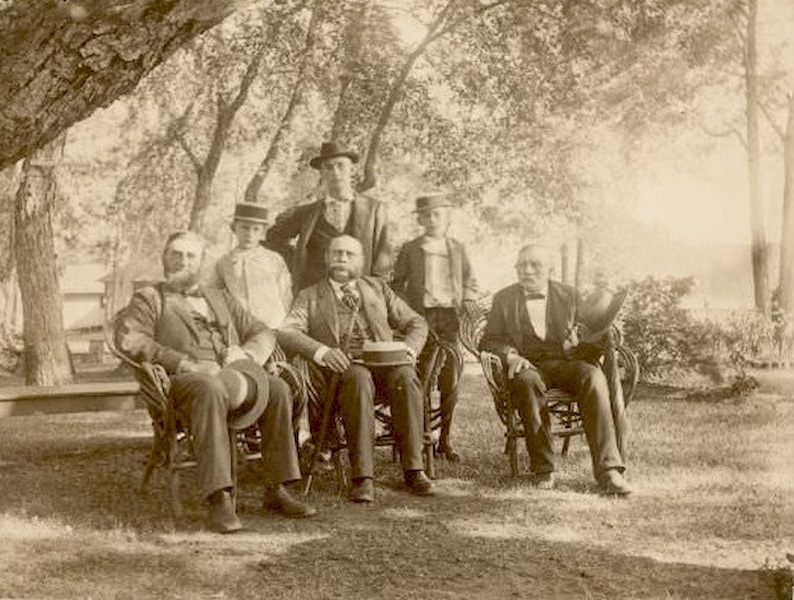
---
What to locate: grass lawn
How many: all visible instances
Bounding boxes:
[0,364,791,599]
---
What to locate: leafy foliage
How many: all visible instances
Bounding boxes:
[622,275,776,388]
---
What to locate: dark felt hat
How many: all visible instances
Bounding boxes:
[577,287,627,343]
[413,194,452,212]
[233,202,269,224]
[309,142,359,169]
[219,359,270,430]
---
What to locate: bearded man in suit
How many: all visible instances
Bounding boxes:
[479,243,632,496]
[114,231,316,533]
[264,142,392,293]
[277,235,431,503]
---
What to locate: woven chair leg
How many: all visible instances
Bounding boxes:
[505,404,520,477]
[333,450,346,494]
[561,435,571,457]
[169,469,183,519]
[140,453,158,495]
[424,436,435,479]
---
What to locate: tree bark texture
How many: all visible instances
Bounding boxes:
[0,0,248,171]
[14,140,73,385]
[778,91,794,317]
[743,0,771,314]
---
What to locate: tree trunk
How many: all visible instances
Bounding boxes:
[0,0,250,171]
[778,91,794,316]
[330,0,371,141]
[243,1,321,204]
[14,139,73,385]
[744,0,771,314]
[183,44,267,232]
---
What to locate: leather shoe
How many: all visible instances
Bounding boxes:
[435,441,460,462]
[598,469,633,496]
[404,470,434,496]
[207,489,242,534]
[531,472,554,490]
[348,477,374,503]
[263,484,317,518]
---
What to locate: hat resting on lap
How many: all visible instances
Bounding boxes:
[217,359,270,430]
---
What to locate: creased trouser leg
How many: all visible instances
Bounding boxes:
[171,373,232,499]
[258,375,301,486]
[338,365,376,480]
[510,368,554,474]
[380,365,425,472]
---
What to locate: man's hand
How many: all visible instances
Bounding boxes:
[177,358,221,376]
[322,348,351,373]
[562,325,579,358]
[462,299,478,320]
[222,344,248,366]
[505,352,535,380]
[406,347,417,365]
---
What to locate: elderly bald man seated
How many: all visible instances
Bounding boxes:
[479,243,632,496]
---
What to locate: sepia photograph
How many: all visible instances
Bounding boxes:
[0,0,792,598]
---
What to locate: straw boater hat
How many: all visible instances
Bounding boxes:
[413,194,452,212]
[309,142,359,169]
[233,202,269,224]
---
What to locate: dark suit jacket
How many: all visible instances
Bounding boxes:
[479,281,578,363]
[114,284,276,374]
[391,236,478,314]
[264,194,392,292]
[277,276,428,360]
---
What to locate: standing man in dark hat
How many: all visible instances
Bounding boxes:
[264,142,392,294]
[114,231,316,533]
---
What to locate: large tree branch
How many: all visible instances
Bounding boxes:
[758,99,785,140]
[698,121,747,150]
[0,0,253,170]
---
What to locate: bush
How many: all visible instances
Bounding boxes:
[621,276,774,387]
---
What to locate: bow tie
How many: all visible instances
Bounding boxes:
[525,292,545,300]
[180,287,203,298]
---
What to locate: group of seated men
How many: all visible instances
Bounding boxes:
[113,142,631,534]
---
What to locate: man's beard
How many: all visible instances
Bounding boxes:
[165,269,199,291]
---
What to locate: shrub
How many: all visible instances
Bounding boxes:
[621,276,774,386]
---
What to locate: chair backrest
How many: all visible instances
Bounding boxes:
[457,300,640,409]
[458,301,490,359]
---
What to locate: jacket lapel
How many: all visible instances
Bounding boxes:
[163,293,202,342]
[546,281,573,341]
[296,201,324,276]
[509,284,525,349]
[317,280,340,344]
[447,238,463,307]
[202,287,234,345]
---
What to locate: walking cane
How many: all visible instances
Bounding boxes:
[303,292,360,496]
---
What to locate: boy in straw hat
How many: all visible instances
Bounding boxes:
[212,202,292,329]
[392,194,478,461]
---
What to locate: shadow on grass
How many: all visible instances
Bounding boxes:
[0,374,789,600]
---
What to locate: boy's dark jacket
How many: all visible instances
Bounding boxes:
[392,236,478,314]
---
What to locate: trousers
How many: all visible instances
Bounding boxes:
[310,363,425,480]
[171,371,300,498]
[509,359,624,478]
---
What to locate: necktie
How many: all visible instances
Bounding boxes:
[525,292,545,300]
[340,283,359,310]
